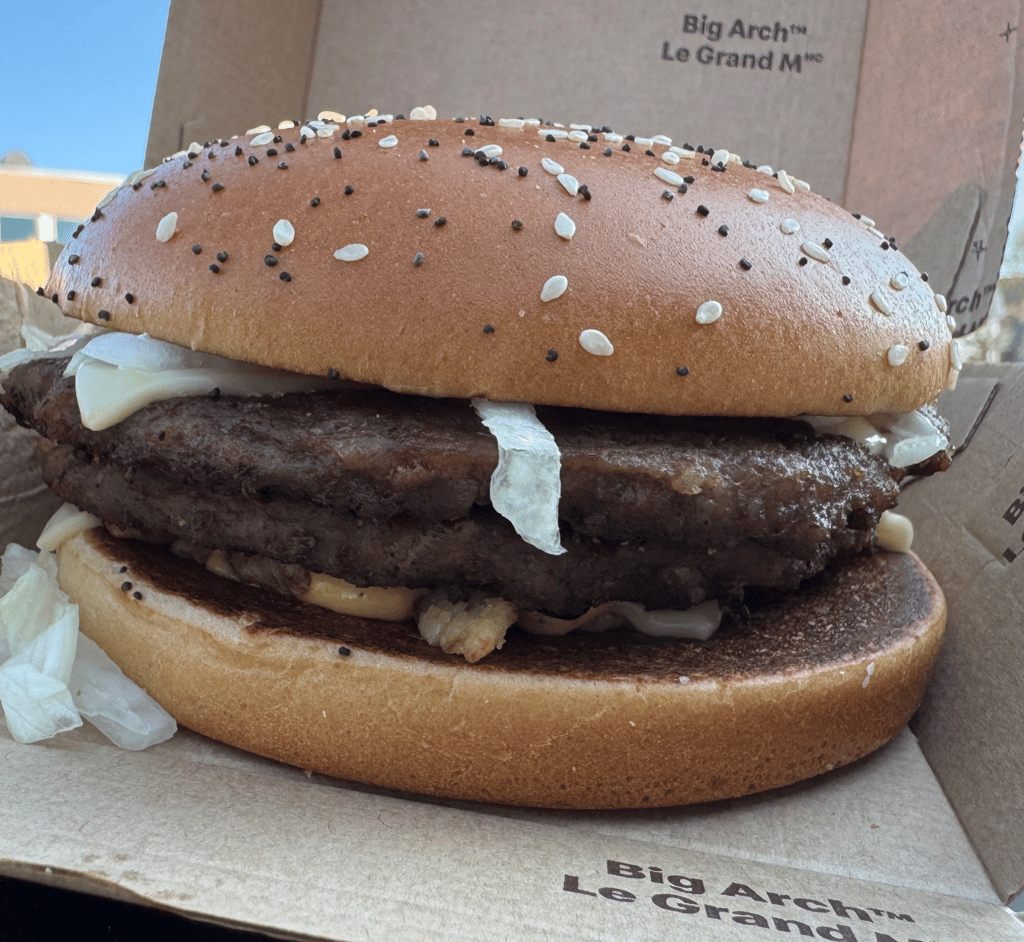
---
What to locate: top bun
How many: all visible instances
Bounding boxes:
[46,111,957,417]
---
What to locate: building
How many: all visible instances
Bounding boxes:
[0,150,123,284]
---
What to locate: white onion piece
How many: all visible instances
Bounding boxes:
[472,400,565,556]
[0,540,177,748]
[0,553,81,742]
[519,598,722,641]
[801,408,948,469]
[69,634,177,750]
[36,502,101,552]
[65,333,335,431]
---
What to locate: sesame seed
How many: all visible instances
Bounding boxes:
[677,183,688,194]
[201,169,211,182]
[675,366,690,376]
[951,338,963,369]
[542,157,564,175]
[310,197,320,207]
[216,252,228,262]
[801,241,830,262]
[511,220,524,231]
[464,128,475,136]
[579,184,592,201]
[66,290,76,300]
[798,257,809,266]
[97,309,111,321]
[266,148,278,157]
[541,275,568,302]
[334,243,369,262]
[419,150,428,160]
[880,241,890,250]
[579,329,613,356]
[695,300,722,324]
[120,582,132,592]
[344,185,354,195]
[462,146,475,157]
[661,190,674,201]
[518,166,528,177]
[334,146,342,158]
[379,135,398,148]
[621,143,631,152]
[211,183,224,192]
[247,155,258,166]
[265,254,279,267]
[416,208,431,218]
[91,276,102,287]
[748,188,769,203]
[934,293,948,313]
[546,348,559,362]
[841,275,851,285]
[483,324,495,334]
[67,254,80,265]
[273,219,295,247]
[887,344,910,366]
[413,252,425,267]
[155,212,178,243]
[918,340,930,351]
[285,142,295,152]
[823,238,833,249]
[554,212,576,239]
[603,147,612,156]
[890,272,910,291]
[209,263,221,273]
[125,293,135,303]
[696,205,710,217]
[250,131,275,147]
[428,139,439,146]
[739,258,753,270]
[777,169,795,194]
[279,271,292,281]
[133,591,143,601]
[434,216,447,227]
[655,166,684,187]
[870,289,893,316]
[718,225,729,237]
[235,146,243,156]
[338,646,351,657]
[843,393,854,403]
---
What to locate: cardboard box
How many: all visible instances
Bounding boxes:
[4,0,1024,938]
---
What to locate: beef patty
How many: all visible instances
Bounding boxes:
[3,356,917,616]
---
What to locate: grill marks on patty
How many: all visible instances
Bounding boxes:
[3,357,905,616]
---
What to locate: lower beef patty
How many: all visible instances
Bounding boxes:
[4,357,908,616]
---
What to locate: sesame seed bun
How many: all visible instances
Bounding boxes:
[46,115,955,417]
[58,528,944,809]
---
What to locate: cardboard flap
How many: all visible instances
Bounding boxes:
[902,362,1024,904]
[145,0,322,166]
[847,2,1024,338]
[148,0,1024,334]
[1,723,1020,941]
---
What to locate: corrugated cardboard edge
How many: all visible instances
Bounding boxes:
[903,362,1024,904]
[144,0,322,167]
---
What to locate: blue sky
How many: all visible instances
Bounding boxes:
[1,1,171,176]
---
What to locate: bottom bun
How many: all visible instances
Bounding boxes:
[58,528,946,809]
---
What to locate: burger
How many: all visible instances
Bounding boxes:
[0,108,957,808]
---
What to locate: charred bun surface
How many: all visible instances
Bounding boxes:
[60,528,945,809]
[46,114,956,417]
